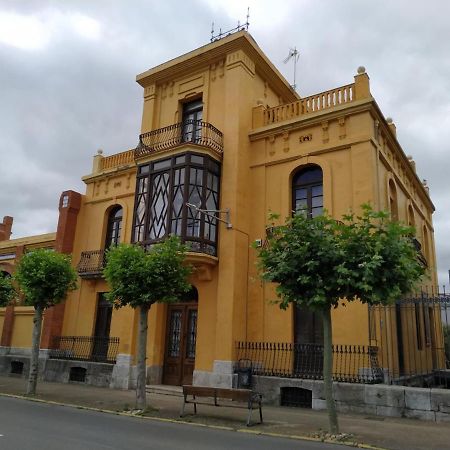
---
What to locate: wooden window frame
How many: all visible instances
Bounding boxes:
[132,152,220,256]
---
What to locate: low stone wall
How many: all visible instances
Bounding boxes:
[43,359,114,387]
[0,346,116,388]
[253,376,450,422]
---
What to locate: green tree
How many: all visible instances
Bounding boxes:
[0,272,15,307]
[255,205,424,434]
[104,236,192,411]
[14,249,77,395]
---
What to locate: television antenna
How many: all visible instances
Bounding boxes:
[283,47,300,91]
[210,7,250,42]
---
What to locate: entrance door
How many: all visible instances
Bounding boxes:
[294,306,324,377]
[92,293,113,362]
[163,297,198,386]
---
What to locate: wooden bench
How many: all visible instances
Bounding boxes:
[180,385,263,427]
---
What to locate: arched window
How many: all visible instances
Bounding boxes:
[105,206,123,248]
[292,165,323,217]
[292,166,324,355]
[422,226,430,263]
[408,205,415,228]
[389,179,398,221]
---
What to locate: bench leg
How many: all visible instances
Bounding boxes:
[246,406,253,427]
[180,394,187,417]
[193,394,197,414]
[259,402,263,424]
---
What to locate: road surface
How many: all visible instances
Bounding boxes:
[0,396,346,449]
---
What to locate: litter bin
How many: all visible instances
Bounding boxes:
[236,358,253,389]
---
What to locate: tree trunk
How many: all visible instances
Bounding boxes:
[135,304,150,411]
[27,305,43,395]
[322,307,339,434]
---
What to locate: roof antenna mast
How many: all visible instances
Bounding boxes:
[284,47,300,92]
[210,7,250,42]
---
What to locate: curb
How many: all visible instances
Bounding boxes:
[0,392,387,449]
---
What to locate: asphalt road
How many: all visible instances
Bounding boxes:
[0,396,347,450]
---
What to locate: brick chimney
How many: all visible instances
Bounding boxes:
[40,190,82,349]
[0,216,13,241]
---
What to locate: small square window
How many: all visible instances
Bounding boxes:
[190,155,204,165]
[139,164,149,175]
[153,159,171,171]
[61,195,69,208]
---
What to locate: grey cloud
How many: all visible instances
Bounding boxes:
[1,0,449,286]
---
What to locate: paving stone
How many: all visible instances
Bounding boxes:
[404,409,436,421]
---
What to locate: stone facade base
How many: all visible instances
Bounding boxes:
[44,359,114,387]
[0,348,140,390]
[146,364,163,385]
[193,360,237,388]
[253,376,450,422]
[0,348,165,391]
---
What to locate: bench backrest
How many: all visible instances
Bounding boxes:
[183,385,252,402]
[183,385,216,397]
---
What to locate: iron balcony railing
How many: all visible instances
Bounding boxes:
[236,341,383,384]
[77,250,106,278]
[49,336,120,364]
[135,119,224,159]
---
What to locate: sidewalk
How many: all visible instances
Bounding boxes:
[0,376,449,450]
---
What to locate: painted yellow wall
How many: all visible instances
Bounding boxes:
[10,307,34,349]
[49,31,439,383]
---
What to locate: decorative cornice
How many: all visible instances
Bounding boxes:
[368,99,435,213]
[0,233,56,250]
[82,165,136,185]
[249,99,374,140]
[136,31,297,103]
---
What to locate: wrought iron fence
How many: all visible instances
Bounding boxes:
[135,120,224,159]
[76,250,106,278]
[49,336,119,364]
[369,290,450,388]
[235,341,383,384]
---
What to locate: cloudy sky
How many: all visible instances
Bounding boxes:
[0,0,449,285]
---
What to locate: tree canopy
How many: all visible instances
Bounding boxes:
[0,272,15,307]
[14,249,77,309]
[104,236,192,309]
[257,205,425,312]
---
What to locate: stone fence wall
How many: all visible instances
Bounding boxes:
[254,376,450,423]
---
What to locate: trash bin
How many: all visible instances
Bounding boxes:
[236,358,252,389]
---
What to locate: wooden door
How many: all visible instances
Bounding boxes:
[92,294,112,362]
[162,303,198,385]
[294,306,324,377]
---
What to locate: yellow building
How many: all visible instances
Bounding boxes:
[0,31,447,393]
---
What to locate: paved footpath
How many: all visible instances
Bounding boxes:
[0,376,449,450]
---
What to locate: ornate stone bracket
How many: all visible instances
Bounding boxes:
[186,252,219,282]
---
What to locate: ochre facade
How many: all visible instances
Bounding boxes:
[0,32,441,389]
